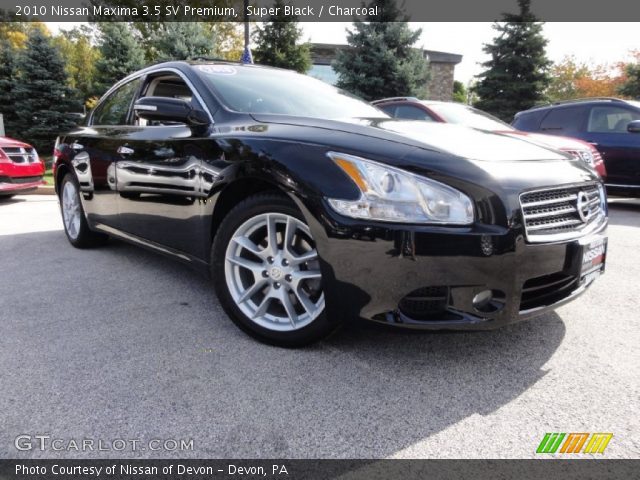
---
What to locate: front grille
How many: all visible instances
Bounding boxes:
[0,146,38,164]
[520,183,605,242]
[398,286,449,320]
[521,272,578,311]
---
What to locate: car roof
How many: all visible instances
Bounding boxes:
[518,97,635,115]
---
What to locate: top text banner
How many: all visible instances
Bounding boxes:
[1,0,640,22]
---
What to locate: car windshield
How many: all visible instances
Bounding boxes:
[194,64,387,120]
[426,103,514,131]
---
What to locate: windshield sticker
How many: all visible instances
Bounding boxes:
[196,65,237,75]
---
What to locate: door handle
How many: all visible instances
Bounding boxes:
[117,146,135,156]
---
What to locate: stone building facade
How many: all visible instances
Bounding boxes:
[309,43,463,101]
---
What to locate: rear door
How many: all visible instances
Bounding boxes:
[68,76,143,229]
[583,105,640,187]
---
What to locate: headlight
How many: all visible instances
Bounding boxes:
[327,152,474,225]
[577,150,594,166]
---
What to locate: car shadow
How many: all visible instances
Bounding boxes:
[0,196,27,205]
[1,230,566,459]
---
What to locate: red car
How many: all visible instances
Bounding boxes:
[372,98,607,178]
[0,136,45,198]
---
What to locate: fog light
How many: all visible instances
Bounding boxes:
[480,235,493,256]
[472,289,493,309]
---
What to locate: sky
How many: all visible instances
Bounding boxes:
[48,22,640,84]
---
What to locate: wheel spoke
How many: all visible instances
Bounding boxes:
[283,216,296,256]
[292,287,316,315]
[279,289,298,328]
[233,236,266,259]
[266,214,279,256]
[252,293,272,319]
[289,250,319,266]
[238,278,268,304]
[227,255,263,275]
[291,269,322,289]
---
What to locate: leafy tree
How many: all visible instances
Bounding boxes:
[253,0,311,73]
[150,22,218,61]
[619,51,640,99]
[54,25,101,108]
[0,39,19,137]
[94,22,145,96]
[547,56,626,101]
[333,0,429,101]
[453,80,467,103]
[13,29,80,152]
[473,0,551,121]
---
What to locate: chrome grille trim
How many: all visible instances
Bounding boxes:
[0,146,38,164]
[520,183,606,243]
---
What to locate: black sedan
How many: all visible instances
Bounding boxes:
[53,61,608,346]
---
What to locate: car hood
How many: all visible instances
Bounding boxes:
[250,114,569,162]
[497,130,593,151]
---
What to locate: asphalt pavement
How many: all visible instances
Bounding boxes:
[0,195,638,459]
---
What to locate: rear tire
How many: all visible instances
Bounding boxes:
[0,194,15,200]
[212,193,340,347]
[59,173,108,248]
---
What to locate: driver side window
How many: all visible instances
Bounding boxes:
[136,74,202,126]
[92,78,142,126]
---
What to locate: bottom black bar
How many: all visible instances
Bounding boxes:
[0,459,638,480]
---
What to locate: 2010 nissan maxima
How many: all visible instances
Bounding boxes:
[53,61,608,346]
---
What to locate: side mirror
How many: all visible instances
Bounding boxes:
[627,120,640,133]
[133,97,210,126]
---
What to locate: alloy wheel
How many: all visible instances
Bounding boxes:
[224,213,324,331]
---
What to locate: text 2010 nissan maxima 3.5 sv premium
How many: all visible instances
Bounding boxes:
[53,61,608,346]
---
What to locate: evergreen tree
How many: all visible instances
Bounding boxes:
[332,0,429,101]
[473,0,551,121]
[150,22,218,61]
[619,61,640,99]
[13,29,79,152]
[94,22,145,96]
[253,0,311,73]
[0,39,19,137]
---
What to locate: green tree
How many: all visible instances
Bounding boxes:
[453,80,467,103]
[253,0,311,73]
[150,22,218,61]
[332,0,429,101]
[0,39,19,137]
[54,25,101,108]
[94,22,145,96]
[619,53,640,98]
[473,0,551,121]
[13,29,79,152]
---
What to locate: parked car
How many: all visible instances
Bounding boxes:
[372,98,606,178]
[0,136,45,198]
[513,98,640,197]
[53,61,607,346]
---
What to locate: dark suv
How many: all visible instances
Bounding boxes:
[513,98,640,197]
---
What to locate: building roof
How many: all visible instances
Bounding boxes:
[310,43,462,65]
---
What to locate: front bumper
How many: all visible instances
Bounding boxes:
[0,178,46,195]
[306,201,607,330]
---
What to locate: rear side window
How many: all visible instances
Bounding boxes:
[92,78,142,126]
[393,105,434,121]
[512,110,546,131]
[377,104,397,117]
[539,106,586,133]
[587,106,640,133]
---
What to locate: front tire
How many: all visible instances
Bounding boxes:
[212,193,339,347]
[60,173,108,248]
